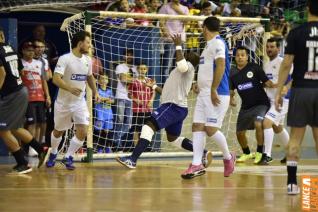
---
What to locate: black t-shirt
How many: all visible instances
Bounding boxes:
[285,21,318,88]
[230,63,270,110]
[0,43,23,97]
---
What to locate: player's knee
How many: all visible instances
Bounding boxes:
[263,118,272,129]
[140,124,155,141]
[53,129,64,138]
[273,125,283,134]
[254,121,263,130]
[287,142,300,159]
[205,126,218,137]
[167,134,179,142]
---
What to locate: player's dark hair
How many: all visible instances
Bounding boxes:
[203,16,220,32]
[71,31,91,49]
[308,0,318,16]
[236,46,249,56]
[267,37,281,48]
[124,48,134,56]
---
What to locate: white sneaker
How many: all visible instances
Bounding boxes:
[28,147,38,157]
[287,184,300,195]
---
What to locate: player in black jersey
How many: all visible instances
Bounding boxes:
[275,0,318,195]
[0,26,49,174]
[230,46,275,165]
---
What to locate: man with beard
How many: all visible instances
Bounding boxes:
[45,31,99,170]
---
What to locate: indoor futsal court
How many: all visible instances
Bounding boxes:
[0,148,316,211]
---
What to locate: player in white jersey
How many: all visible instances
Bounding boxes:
[181,16,236,179]
[116,34,213,169]
[46,31,99,170]
[263,38,292,164]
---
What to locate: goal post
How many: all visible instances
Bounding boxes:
[60,11,270,162]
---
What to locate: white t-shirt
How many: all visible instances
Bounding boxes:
[115,63,137,100]
[54,52,92,107]
[264,55,292,100]
[161,61,195,108]
[197,35,226,96]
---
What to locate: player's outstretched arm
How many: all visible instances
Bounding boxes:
[0,66,6,90]
[53,72,82,97]
[171,34,189,73]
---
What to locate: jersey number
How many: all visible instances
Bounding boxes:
[308,47,318,72]
[8,60,20,77]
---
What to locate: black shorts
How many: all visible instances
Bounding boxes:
[237,105,269,132]
[26,101,47,124]
[0,86,28,130]
[131,112,152,132]
[287,88,318,127]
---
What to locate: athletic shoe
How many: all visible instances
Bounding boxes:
[280,157,287,164]
[181,164,206,179]
[46,153,57,168]
[116,156,136,169]
[61,156,75,170]
[254,152,263,164]
[12,164,32,174]
[287,184,300,195]
[224,152,236,177]
[237,153,255,163]
[266,155,273,163]
[38,147,50,168]
[257,154,270,165]
[202,151,213,168]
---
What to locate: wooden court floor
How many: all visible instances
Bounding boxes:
[0,158,317,212]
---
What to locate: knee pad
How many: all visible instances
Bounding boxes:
[140,125,155,141]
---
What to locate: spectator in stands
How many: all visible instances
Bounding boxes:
[262,0,284,20]
[131,0,150,26]
[113,49,137,150]
[128,63,155,146]
[94,74,114,153]
[193,0,220,15]
[222,0,241,17]
[107,0,130,12]
[20,42,50,156]
[91,48,104,77]
[158,0,189,82]
[239,0,262,18]
[147,0,162,14]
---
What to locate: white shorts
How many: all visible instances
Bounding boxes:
[265,99,289,126]
[193,95,230,128]
[54,100,90,131]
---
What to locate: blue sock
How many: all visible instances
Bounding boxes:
[130,138,150,163]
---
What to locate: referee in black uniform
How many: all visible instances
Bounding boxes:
[275,0,318,195]
[0,26,48,174]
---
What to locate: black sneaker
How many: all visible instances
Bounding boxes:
[12,164,32,174]
[266,156,273,163]
[38,147,50,168]
[257,154,269,165]
[280,157,287,164]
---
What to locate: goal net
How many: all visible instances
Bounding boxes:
[60,11,269,161]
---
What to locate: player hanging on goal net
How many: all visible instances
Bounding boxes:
[116,34,212,169]
[181,16,236,180]
[46,31,99,170]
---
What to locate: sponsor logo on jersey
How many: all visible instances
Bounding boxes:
[266,73,273,79]
[0,122,7,127]
[3,45,14,54]
[71,74,87,81]
[237,82,253,91]
[207,118,217,123]
[199,56,204,64]
[246,71,253,78]
[267,112,276,118]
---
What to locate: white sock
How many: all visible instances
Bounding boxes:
[211,130,231,160]
[65,136,84,158]
[264,128,274,157]
[51,132,62,154]
[277,128,289,147]
[170,137,184,149]
[192,131,206,165]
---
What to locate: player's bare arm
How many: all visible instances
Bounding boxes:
[87,74,100,102]
[42,79,51,108]
[275,54,294,111]
[264,80,277,88]
[211,58,225,106]
[230,90,236,107]
[53,72,82,97]
[172,34,189,73]
[0,66,6,90]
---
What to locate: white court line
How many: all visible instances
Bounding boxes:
[0,187,286,191]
